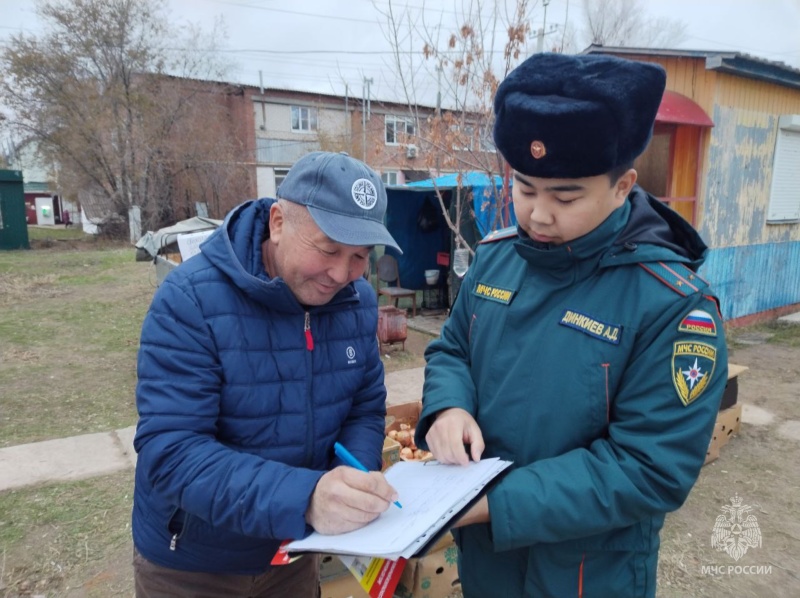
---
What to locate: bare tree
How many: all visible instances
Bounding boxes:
[582,0,688,48]
[0,0,235,237]
[375,0,534,257]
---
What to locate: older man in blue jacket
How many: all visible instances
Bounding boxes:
[132,152,401,597]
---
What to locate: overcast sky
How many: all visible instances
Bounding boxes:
[2,0,799,105]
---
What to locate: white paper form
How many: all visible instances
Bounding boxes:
[285,457,512,560]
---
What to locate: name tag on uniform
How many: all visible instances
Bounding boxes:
[473,281,516,305]
[559,309,621,344]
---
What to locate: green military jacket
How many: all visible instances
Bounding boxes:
[417,188,728,597]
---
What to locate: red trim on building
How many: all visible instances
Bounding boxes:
[726,302,800,327]
[656,91,714,127]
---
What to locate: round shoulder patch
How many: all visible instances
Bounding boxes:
[351,178,378,210]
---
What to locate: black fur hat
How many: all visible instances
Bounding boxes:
[493,53,666,178]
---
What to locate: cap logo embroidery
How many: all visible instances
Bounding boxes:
[351,178,378,210]
[530,140,546,159]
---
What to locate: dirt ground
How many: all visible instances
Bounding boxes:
[3,289,799,597]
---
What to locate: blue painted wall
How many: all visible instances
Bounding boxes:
[697,102,800,320]
[700,241,800,320]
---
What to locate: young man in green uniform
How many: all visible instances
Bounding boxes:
[416,53,728,597]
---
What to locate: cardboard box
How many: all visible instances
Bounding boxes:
[705,432,721,465]
[320,554,349,582]
[395,537,460,598]
[382,436,402,471]
[320,572,369,598]
[717,402,742,439]
[321,534,458,598]
[705,403,743,465]
[720,363,748,410]
[385,401,434,463]
[385,401,423,433]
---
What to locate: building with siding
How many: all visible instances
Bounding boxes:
[586,46,800,324]
[4,139,80,227]
[249,86,491,198]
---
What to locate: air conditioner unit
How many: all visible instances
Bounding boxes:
[406,144,418,159]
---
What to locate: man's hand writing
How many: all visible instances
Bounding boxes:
[425,407,485,465]
[305,467,398,535]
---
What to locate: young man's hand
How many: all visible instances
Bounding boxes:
[305,467,397,534]
[452,495,490,527]
[425,407,485,466]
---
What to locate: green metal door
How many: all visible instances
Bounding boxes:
[0,169,30,250]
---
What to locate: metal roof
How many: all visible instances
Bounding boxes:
[584,45,800,91]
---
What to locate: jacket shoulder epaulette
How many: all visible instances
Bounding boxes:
[638,261,709,297]
[479,226,517,244]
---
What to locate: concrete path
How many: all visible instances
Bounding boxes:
[0,368,426,493]
[10,307,795,493]
[778,311,800,324]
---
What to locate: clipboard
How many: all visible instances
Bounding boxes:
[408,460,510,558]
[285,457,512,560]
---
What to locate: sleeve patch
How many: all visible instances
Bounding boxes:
[678,309,718,337]
[672,341,717,406]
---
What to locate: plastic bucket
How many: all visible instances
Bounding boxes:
[424,269,440,285]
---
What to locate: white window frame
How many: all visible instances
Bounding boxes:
[479,125,497,153]
[450,124,475,151]
[767,115,800,223]
[291,106,318,132]
[381,170,400,186]
[274,167,290,192]
[385,115,415,145]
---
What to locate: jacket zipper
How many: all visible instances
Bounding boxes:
[303,311,315,466]
[304,312,314,351]
[167,508,191,552]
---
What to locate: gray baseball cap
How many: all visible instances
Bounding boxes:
[277,151,402,254]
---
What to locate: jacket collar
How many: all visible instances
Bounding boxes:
[512,186,708,285]
[513,199,629,285]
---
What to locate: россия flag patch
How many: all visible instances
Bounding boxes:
[678,309,717,337]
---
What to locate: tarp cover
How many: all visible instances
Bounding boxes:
[384,173,514,290]
[135,216,222,258]
[400,172,515,238]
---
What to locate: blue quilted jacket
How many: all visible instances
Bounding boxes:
[132,198,387,574]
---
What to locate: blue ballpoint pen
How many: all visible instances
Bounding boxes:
[334,441,402,509]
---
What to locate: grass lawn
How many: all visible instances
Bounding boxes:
[0,235,153,447]
[0,471,135,597]
[0,230,434,596]
[4,228,797,597]
[26,226,94,243]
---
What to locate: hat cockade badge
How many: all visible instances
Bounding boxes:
[530,140,547,159]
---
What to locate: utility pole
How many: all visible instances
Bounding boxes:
[362,77,373,162]
[536,0,551,53]
[436,63,442,116]
[344,84,350,154]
